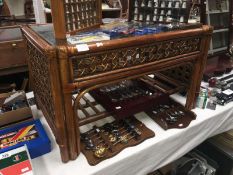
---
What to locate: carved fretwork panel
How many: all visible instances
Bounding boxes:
[161,63,194,87]
[72,37,200,78]
[26,41,56,134]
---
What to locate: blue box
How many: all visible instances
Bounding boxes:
[0,119,51,159]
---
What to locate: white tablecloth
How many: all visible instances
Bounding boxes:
[27,92,233,175]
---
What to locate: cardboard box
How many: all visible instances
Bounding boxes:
[0,119,51,159]
[0,91,33,128]
[0,145,34,175]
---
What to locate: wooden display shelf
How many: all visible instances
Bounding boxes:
[77,73,184,123]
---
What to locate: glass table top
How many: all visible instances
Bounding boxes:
[30,20,202,46]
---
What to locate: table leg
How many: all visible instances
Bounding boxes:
[185,34,212,109]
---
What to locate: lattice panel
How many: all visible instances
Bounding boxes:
[63,0,101,33]
[76,93,111,126]
[26,40,56,133]
[160,63,194,86]
[72,37,200,78]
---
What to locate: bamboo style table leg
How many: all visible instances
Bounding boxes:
[185,30,212,110]
[185,58,202,109]
[63,92,80,160]
[185,33,212,109]
[58,47,79,161]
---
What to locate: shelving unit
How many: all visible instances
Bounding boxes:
[102,0,129,19]
[102,0,122,18]
[189,0,206,23]
[128,0,191,23]
[205,0,232,55]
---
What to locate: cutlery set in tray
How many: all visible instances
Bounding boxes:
[80,118,155,165]
[81,76,196,165]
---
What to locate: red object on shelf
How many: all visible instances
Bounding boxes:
[208,78,217,87]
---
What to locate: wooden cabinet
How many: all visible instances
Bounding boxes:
[0,40,27,69]
[0,26,28,76]
[0,0,34,92]
[0,25,28,93]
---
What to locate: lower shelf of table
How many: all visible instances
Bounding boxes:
[76,74,186,126]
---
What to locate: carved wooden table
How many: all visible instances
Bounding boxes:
[22,23,212,163]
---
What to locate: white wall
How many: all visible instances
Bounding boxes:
[32,0,46,23]
[5,0,46,24]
